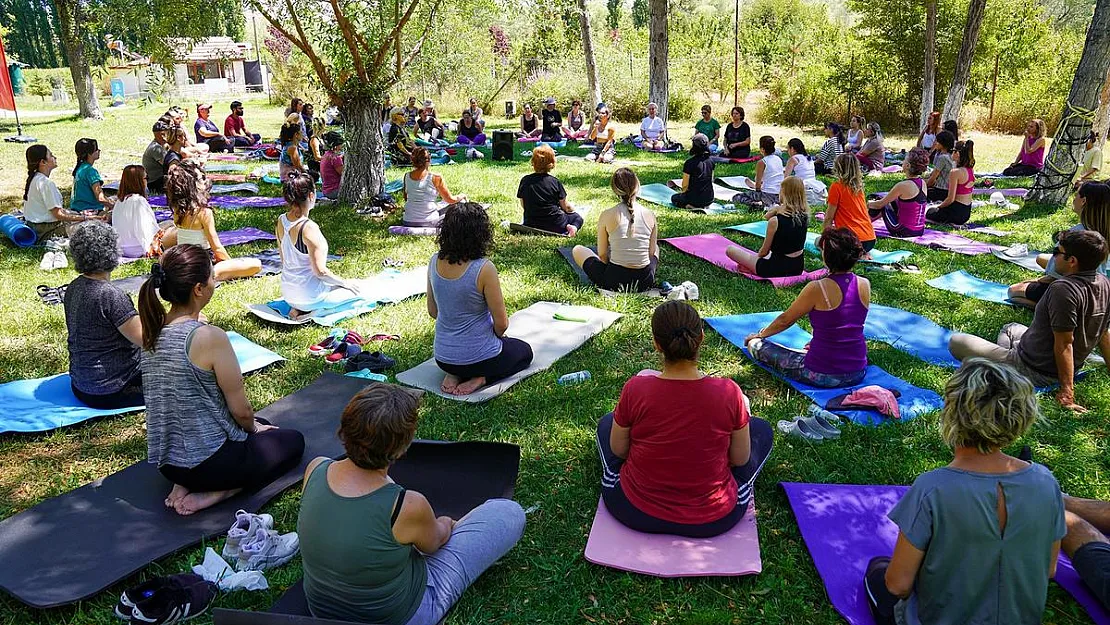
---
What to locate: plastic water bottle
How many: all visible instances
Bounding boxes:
[557,371,591,385]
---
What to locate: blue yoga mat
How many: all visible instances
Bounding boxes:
[926,270,1012,304]
[385,179,403,193]
[638,183,724,212]
[706,312,943,425]
[0,332,284,434]
[536,139,567,149]
[864,304,959,368]
[1,214,36,247]
[725,221,914,265]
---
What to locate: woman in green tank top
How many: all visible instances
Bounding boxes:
[297,383,526,625]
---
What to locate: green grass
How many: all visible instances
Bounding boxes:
[0,105,1105,625]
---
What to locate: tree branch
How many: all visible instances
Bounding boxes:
[371,0,422,72]
[252,0,339,98]
[329,0,367,80]
[397,0,442,78]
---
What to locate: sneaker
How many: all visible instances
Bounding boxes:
[236,529,300,572]
[39,250,56,271]
[680,281,699,301]
[665,286,687,301]
[52,250,68,270]
[222,509,274,561]
[127,574,216,624]
[344,350,396,373]
[114,578,162,619]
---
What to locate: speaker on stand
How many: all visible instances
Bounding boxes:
[492,130,514,161]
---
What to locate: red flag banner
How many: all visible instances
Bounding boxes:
[0,40,16,112]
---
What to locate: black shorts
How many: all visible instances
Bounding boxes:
[861,239,876,252]
[755,253,804,278]
[583,256,658,292]
[1072,541,1110,610]
[929,201,971,225]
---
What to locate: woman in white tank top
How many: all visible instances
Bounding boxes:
[277,171,361,319]
[572,168,659,292]
[402,147,465,227]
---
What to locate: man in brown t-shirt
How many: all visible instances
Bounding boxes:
[949,229,1110,412]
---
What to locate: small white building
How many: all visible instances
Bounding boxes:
[168,37,262,98]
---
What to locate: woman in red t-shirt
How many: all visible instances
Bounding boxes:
[596,300,773,538]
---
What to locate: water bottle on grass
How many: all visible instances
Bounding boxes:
[558,371,591,385]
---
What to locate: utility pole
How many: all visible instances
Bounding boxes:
[733,0,739,107]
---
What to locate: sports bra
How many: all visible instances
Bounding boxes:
[955,169,975,195]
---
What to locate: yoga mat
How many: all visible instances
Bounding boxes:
[872,220,1004,256]
[205,163,247,173]
[926,220,1011,237]
[782,482,1110,625]
[971,187,1028,197]
[662,234,828,287]
[536,139,567,149]
[0,332,284,435]
[668,179,739,204]
[208,153,245,161]
[706,312,943,424]
[992,245,1045,272]
[717,175,755,190]
[149,195,287,209]
[396,301,622,403]
[216,440,522,623]
[106,181,257,194]
[926,270,1013,304]
[388,225,438,236]
[0,372,370,609]
[557,246,592,284]
[384,179,403,193]
[584,497,762,577]
[724,221,914,265]
[208,174,248,183]
[0,213,36,247]
[509,222,568,237]
[107,250,343,294]
[261,175,280,185]
[118,226,276,263]
[246,267,427,326]
[638,183,724,212]
[864,304,959,367]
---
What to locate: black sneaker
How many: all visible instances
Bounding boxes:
[113,578,161,619]
[129,573,216,624]
[345,350,397,373]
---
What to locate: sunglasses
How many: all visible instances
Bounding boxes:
[1052,245,1072,258]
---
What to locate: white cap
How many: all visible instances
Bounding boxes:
[990,191,1005,205]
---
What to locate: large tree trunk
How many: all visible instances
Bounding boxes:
[1030,0,1110,205]
[578,0,602,111]
[340,98,386,204]
[53,0,102,120]
[941,0,988,122]
[919,0,937,130]
[1093,66,1110,141]
[648,0,668,133]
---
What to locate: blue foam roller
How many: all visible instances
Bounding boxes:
[1,214,37,247]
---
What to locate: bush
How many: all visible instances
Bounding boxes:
[22,68,74,99]
[521,71,587,111]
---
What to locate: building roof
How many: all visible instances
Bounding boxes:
[171,37,251,62]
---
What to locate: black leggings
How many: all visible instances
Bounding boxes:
[596,412,773,538]
[671,191,713,209]
[864,557,899,625]
[72,372,144,410]
[926,187,949,202]
[756,253,804,278]
[436,337,534,385]
[928,201,971,225]
[583,256,658,292]
[1002,163,1040,177]
[159,419,306,493]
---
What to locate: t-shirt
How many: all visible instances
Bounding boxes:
[193,117,221,144]
[888,464,1065,625]
[71,162,104,212]
[163,150,182,171]
[224,113,245,137]
[815,137,843,164]
[1082,147,1103,174]
[932,152,954,190]
[613,375,750,524]
[63,275,141,395]
[516,172,567,232]
[827,181,875,243]
[113,194,160,258]
[682,153,715,207]
[640,116,664,140]
[723,122,751,155]
[321,151,343,196]
[541,108,562,138]
[23,172,63,224]
[695,118,721,143]
[1018,271,1110,378]
[143,141,167,186]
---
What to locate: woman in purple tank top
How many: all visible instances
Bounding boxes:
[1002,118,1047,177]
[744,228,870,388]
[867,147,930,238]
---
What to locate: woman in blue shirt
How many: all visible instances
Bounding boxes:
[72,138,115,213]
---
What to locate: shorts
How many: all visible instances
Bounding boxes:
[582,256,658,292]
[755,253,804,278]
[929,201,971,225]
[1072,541,1110,610]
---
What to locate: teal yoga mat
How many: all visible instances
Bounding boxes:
[925,270,1012,304]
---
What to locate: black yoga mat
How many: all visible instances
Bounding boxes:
[215,439,521,625]
[556,246,593,284]
[0,373,371,609]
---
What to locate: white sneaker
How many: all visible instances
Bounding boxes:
[236,529,299,572]
[665,286,687,301]
[51,250,68,270]
[39,251,56,271]
[680,281,699,301]
[222,509,274,561]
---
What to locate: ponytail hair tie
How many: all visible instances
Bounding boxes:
[671,327,690,339]
[150,263,165,288]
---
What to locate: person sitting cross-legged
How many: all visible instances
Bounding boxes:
[639,102,665,150]
[298,382,526,625]
[403,147,466,228]
[572,168,659,293]
[1060,495,1110,613]
[193,103,233,153]
[224,100,261,148]
[950,229,1110,413]
[596,300,773,538]
[743,227,871,388]
[672,134,716,209]
[867,147,930,238]
[727,177,810,279]
[863,358,1065,625]
[517,145,583,236]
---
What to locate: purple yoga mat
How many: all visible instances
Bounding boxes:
[118,227,275,261]
[782,482,1109,625]
[148,195,286,209]
[871,221,1004,256]
[972,187,1028,196]
[663,234,828,287]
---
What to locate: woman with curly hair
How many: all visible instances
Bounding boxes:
[426,202,533,396]
[64,220,145,409]
[162,161,261,281]
[867,147,930,238]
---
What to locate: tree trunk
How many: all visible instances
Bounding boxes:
[919,0,937,130]
[578,0,602,111]
[53,0,102,119]
[1093,66,1110,141]
[1030,0,1110,206]
[340,98,386,204]
[941,0,987,122]
[648,0,668,133]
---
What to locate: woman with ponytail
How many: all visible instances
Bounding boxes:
[22,144,93,240]
[71,138,115,212]
[572,167,659,292]
[596,300,773,537]
[672,133,715,209]
[927,139,976,226]
[138,244,305,515]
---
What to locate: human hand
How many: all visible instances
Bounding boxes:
[744,333,759,346]
[253,420,278,433]
[1057,389,1088,414]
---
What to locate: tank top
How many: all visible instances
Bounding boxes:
[608,203,653,269]
[805,273,868,374]
[403,172,442,225]
[921,133,936,149]
[299,460,427,625]
[847,129,863,149]
[279,140,297,166]
[790,155,816,181]
[894,178,927,233]
[429,254,503,365]
[522,114,537,133]
[761,155,784,194]
[955,168,976,195]
[1020,137,1045,169]
[769,213,808,256]
[141,320,245,468]
[568,110,584,130]
[279,214,330,309]
[175,225,210,249]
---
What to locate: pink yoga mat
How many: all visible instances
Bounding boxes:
[663,234,828,286]
[782,482,1109,625]
[584,497,762,577]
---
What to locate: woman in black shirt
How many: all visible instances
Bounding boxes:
[726,177,809,277]
[672,134,716,209]
[722,106,752,159]
[516,145,583,235]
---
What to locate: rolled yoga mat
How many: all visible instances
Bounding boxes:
[0,214,36,247]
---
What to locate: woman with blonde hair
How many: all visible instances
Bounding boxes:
[824,154,875,253]
[864,359,1064,625]
[727,176,809,278]
[572,168,659,292]
[516,144,583,235]
[1003,118,1048,177]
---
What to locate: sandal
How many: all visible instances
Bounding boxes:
[381,258,404,268]
[36,284,65,305]
[367,333,400,342]
[326,341,362,363]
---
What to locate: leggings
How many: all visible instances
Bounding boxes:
[230,134,261,147]
[926,186,949,202]
[879,205,924,238]
[928,201,971,225]
[671,191,713,209]
[159,418,306,493]
[863,557,901,625]
[596,412,773,538]
[72,371,144,410]
[749,338,867,388]
[436,337,534,385]
[456,133,487,145]
[1002,163,1041,177]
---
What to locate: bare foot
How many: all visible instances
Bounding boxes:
[165,484,189,509]
[566,224,578,237]
[288,308,308,320]
[453,376,487,396]
[441,374,461,394]
[174,488,242,516]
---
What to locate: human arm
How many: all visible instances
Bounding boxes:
[596,217,610,263]
[196,122,223,140]
[310,139,323,162]
[601,127,616,151]
[478,262,510,336]
[191,325,257,431]
[823,187,839,231]
[783,155,797,178]
[756,214,779,258]
[729,424,751,467]
[640,119,649,141]
[49,206,95,223]
[90,182,116,210]
[648,216,659,259]
[301,221,358,291]
[753,160,765,191]
[884,532,926,597]
[117,316,143,347]
[392,490,455,554]
[289,145,303,170]
[426,267,438,319]
[744,281,819,344]
[1053,329,1085,412]
[1027,137,1046,155]
[1049,540,1062,578]
[200,210,232,263]
[681,173,691,193]
[610,420,631,459]
[868,181,906,211]
[432,173,464,204]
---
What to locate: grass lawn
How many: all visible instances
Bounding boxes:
[0,104,1105,625]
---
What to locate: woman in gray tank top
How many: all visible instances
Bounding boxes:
[138,244,305,516]
[426,202,533,396]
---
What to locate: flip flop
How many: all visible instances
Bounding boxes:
[382,258,404,268]
[367,333,400,342]
[777,418,825,441]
